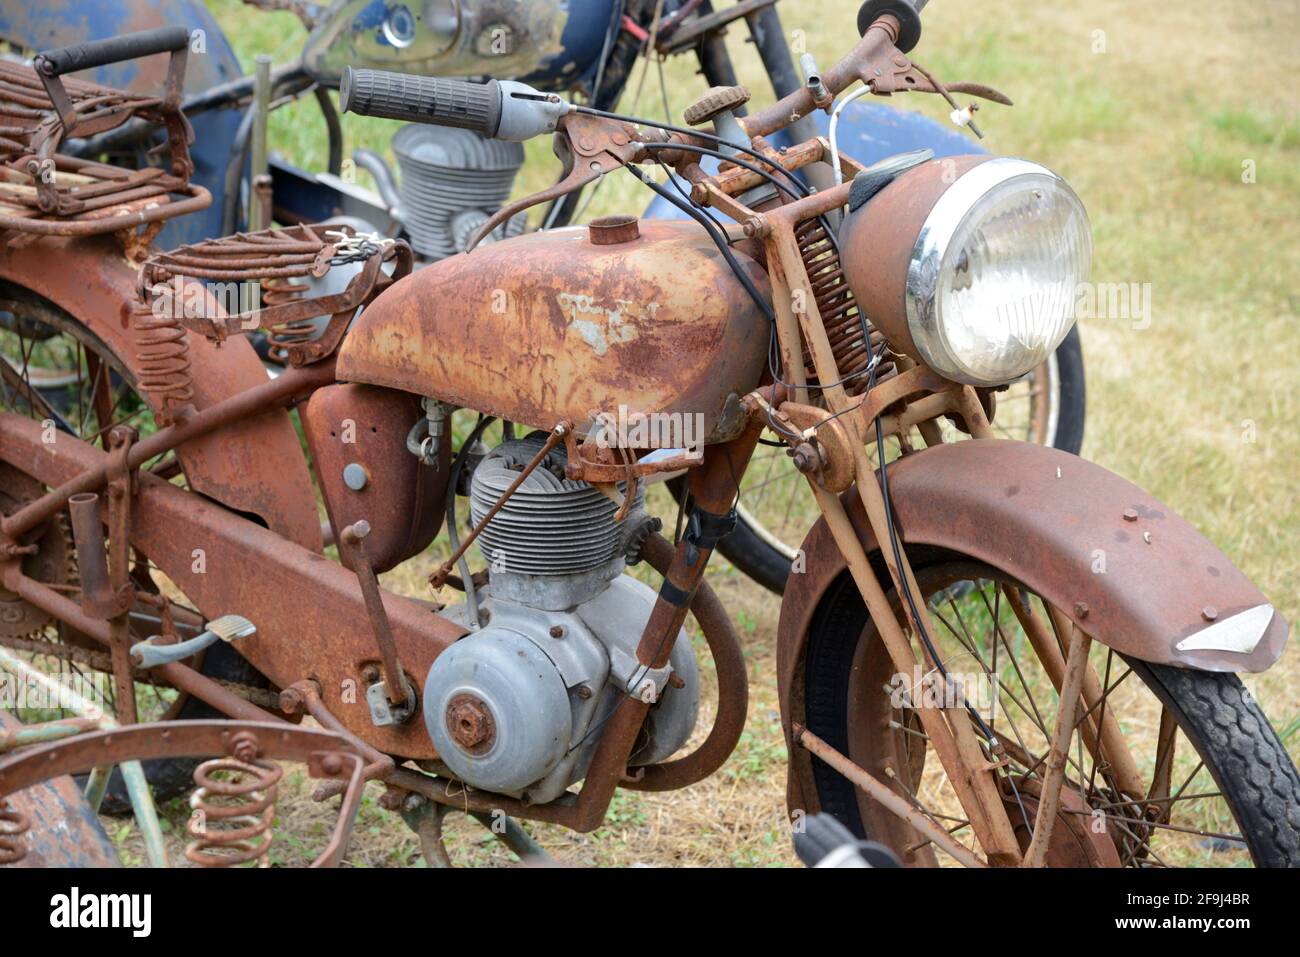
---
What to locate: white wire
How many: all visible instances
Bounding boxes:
[829,83,876,187]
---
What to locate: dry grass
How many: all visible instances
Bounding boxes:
[112,0,1300,867]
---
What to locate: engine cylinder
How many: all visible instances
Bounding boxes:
[470,434,634,609]
[392,124,525,261]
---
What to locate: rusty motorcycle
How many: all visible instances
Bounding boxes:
[0,1,1296,868]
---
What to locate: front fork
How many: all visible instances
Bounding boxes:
[753,178,1030,863]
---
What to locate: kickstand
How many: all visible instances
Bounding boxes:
[398,795,554,868]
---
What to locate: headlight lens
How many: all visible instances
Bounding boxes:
[906,158,1091,386]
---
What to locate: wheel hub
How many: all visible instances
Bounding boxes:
[1000,775,1122,867]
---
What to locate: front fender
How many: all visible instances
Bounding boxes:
[777,440,1288,725]
[0,235,321,551]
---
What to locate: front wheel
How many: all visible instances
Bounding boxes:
[801,551,1300,867]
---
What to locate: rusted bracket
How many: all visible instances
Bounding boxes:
[655,0,778,56]
[139,225,411,362]
[337,521,414,720]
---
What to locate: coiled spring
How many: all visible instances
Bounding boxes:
[796,217,892,397]
[261,276,316,362]
[0,797,29,865]
[185,756,282,867]
[131,300,194,421]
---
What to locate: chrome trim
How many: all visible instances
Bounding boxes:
[1175,604,1274,654]
[904,157,1083,386]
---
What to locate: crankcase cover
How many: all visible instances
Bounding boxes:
[423,627,572,793]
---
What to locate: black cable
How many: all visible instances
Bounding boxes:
[575,104,810,199]
[650,154,729,237]
[866,344,1035,838]
[641,140,844,271]
[445,414,496,628]
[640,141,804,202]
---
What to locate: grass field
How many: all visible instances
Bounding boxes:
[105,0,1300,867]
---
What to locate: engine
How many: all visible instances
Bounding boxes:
[423,435,700,804]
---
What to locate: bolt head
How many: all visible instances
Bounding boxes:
[1202,606,1218,622]
[549,625,565,639]
[1122,508,1139,522]
[343,463,369,491]
[446,694,496,753]
[791,442,821,474]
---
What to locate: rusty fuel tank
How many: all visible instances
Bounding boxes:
[336,218,771,443]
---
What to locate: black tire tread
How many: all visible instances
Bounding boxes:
[1143,662,1300,867]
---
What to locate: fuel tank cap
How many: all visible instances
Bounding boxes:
[588,215,640,245]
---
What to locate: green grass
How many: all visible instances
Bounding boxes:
[183,0,1300,868]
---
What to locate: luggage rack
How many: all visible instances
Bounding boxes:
[137,222,413,366]
[0,27,209,242]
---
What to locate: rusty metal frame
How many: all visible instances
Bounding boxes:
[0,4,1286,868]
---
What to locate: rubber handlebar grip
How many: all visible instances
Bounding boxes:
[340,68,501,136]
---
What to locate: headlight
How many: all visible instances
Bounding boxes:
[842,157,1091,388]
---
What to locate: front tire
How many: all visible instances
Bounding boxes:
[801,552,1300,867]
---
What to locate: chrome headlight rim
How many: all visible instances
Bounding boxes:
[904,157,1087,387]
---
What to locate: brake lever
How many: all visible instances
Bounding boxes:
[869,51,1012,106]
[465,113,642,251]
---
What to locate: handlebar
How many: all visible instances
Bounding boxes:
[340,69,503,136]
[340,68,570,142]
[34,26,191,78]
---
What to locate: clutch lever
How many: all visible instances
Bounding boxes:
[466,113,643,251]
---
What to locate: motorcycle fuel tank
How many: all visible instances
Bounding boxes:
[337,218,771,444]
